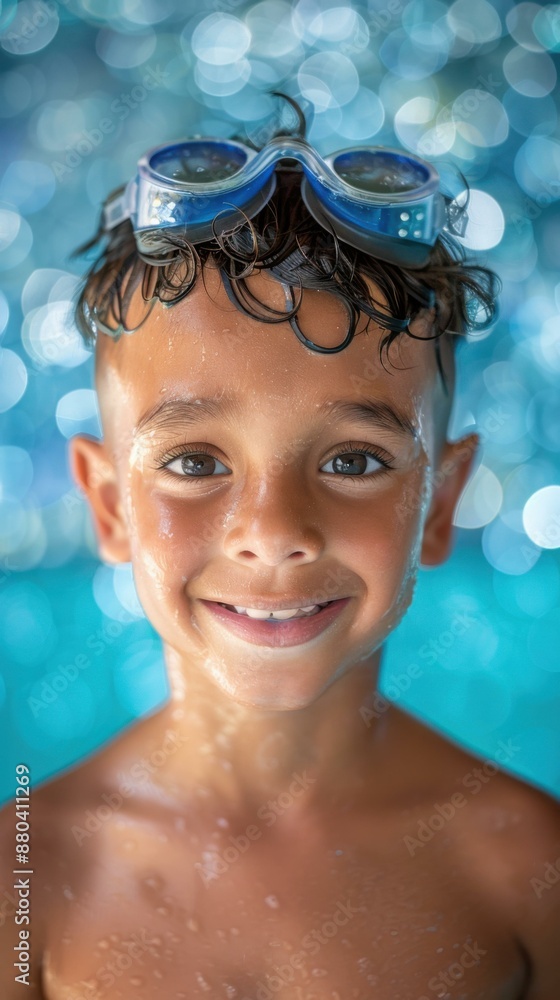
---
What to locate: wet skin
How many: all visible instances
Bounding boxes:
[1,265,559,998]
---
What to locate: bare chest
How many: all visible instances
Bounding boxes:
[39,810,528,1000]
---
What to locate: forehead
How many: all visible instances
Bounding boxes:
[95,263,451,441]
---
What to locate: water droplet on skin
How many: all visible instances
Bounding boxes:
[312,967,328,976]
[230,927,240,936]
[216,817,229,828]
[436,946,444,953]
[109,934,119,943]
[195,971,212,991]
[153,969,163,979]
[62,886,75,900]
[130,977,143,987]
[187,917,200,932]
[265,895,280,908]
[144,875,164,892]
[156,906,169,917]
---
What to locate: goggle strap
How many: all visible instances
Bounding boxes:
[103,192,127,231]
[438,164,470,238]
[102,179,138,232]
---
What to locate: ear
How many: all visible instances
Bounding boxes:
[420,432,479,567]
[68,435,131,564]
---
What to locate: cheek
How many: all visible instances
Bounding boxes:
[124,481,210,607]
[343,470,432,607]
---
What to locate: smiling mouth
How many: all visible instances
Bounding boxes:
[217,601,334,621]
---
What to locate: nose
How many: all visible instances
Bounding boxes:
[221,475,325,567]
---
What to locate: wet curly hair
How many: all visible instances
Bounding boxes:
[70,92,500,396]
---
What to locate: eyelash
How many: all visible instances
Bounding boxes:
[155,441,394,484]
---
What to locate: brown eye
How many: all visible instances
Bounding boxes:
[162,451,230,478]
[320,446,392,479]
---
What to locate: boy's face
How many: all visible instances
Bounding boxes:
[70,264,477,710]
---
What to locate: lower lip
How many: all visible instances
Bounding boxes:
[198,599,351,648]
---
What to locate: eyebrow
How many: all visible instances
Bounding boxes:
[134,395,418,440]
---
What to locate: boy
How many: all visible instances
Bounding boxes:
[1,101,559,999]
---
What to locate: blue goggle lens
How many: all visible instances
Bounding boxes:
[331,150,430,195]
[149,141,248,184]
[102,133,468,268]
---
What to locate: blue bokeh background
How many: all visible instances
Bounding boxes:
[1,0,559,804]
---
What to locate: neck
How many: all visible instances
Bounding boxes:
[143,644,393,818]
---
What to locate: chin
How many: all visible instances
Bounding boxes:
[205,661,334,712]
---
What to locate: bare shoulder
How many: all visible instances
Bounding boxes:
[394,707,560,998]
[0,724,150,999]
[481,772,560,1000]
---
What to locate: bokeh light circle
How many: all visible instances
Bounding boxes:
[523,486,560,550]
[454,465,503,529]
[0,207,33,270]
[56,390,101,440]
[459,190,505,250]
[482,518,541,575]
[298,51,360,109]
[506,3,548,52]
[0,349,27,412]
[95,27,157,69]
[336,87,384,140]
[503,46,557,98]
[246,0,307,58]
[189,14,251,65]
[1,0,59,55]
[446,0,502,44]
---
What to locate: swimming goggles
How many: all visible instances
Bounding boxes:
[101,135,469,268]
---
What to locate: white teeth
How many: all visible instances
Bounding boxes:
[232,605,322,620]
